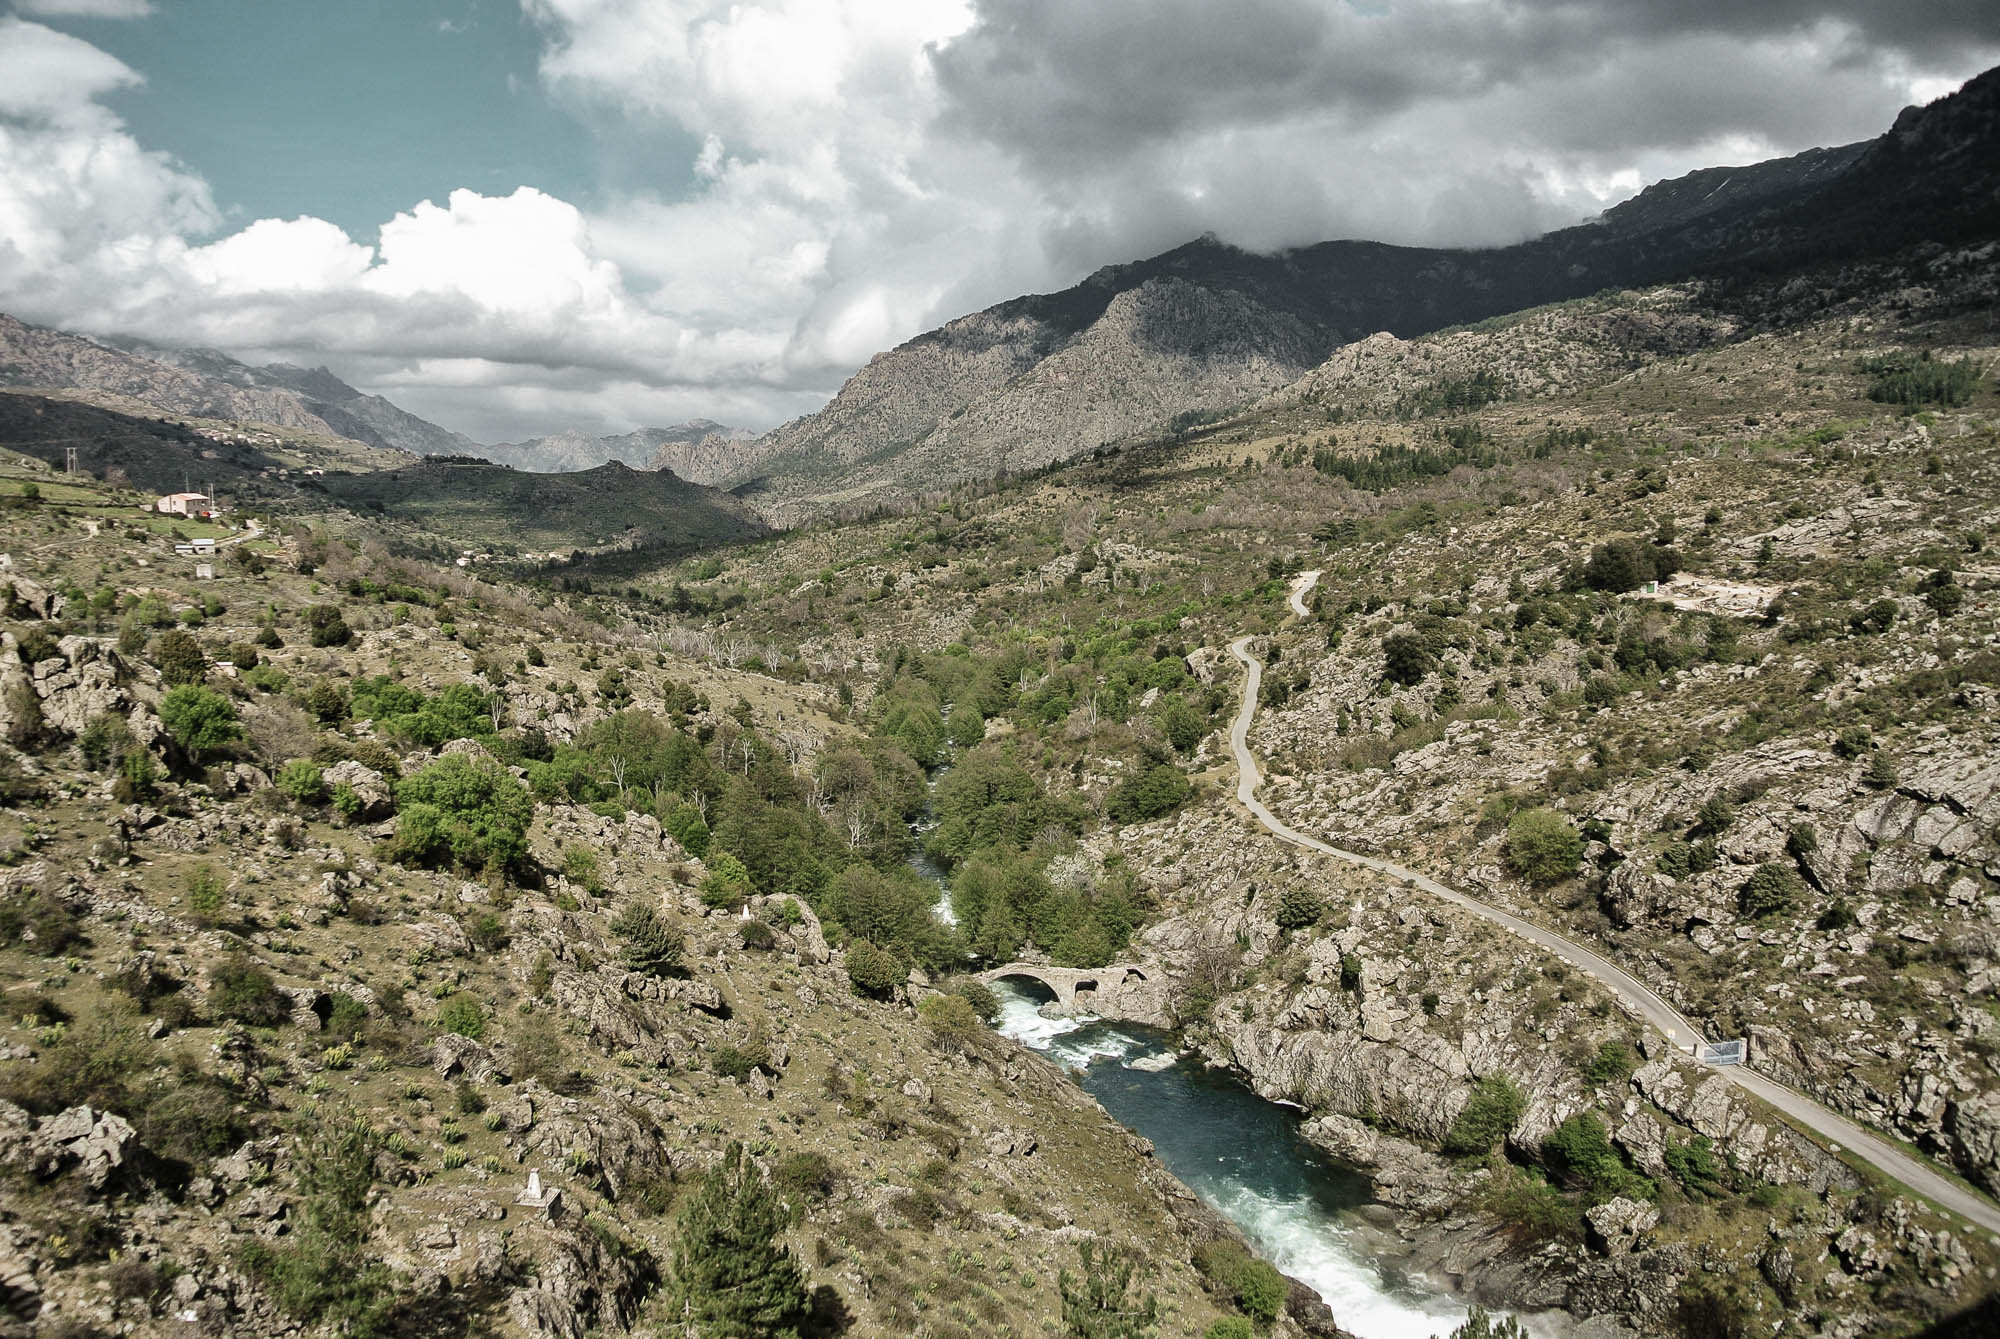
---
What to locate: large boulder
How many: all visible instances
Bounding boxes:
[24,1106,139,1191]
[323,759,393,819]
[1585,1197,1660,1255]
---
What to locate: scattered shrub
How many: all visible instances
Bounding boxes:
[1193,1237,1285,1325]
[434,995,486,1040]
[1581,1041,1636,1086]
[187,865,227,926]
[844,939,904,997]
[916,992,983,1050]
[709,1040,773,1081]
[1443,1076,1525,1156]
[698,849,754,910]
[209,956,289,1027]
[277,759,327,806]
[1505,808,1582,886]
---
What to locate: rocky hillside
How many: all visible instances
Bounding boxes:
[728,65,2000,519]
[0,468,1279,1339]
[482,421,753,482]
[0,392,405,495]
[0,314,474,459]
[606,240,2000,1336]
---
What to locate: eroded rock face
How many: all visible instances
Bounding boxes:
[6,1104,142,1191]
[323,759,392,818]
[1585,1197,1661,1255]
[0,633,134,743]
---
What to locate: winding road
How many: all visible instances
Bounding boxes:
[1224,570,2000,1237]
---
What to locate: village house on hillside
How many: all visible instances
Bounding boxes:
[154,492,213,518]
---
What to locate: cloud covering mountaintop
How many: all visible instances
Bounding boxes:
[0,1,1995,443]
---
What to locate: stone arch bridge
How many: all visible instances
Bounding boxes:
[977,962,1149,1008]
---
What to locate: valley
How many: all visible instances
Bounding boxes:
[0,55,1998,1339]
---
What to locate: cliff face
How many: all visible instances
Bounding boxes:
[1093,807,1978,1332]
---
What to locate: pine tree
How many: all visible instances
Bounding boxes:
[669,1141,812,1339]
[1450,1306,1528,1339]
[1058,1242,1160,1339]
[613,901,685,977]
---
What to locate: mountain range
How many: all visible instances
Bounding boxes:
[1,65,1995,522]
[482,421,753,481]
[711,64,1998,516]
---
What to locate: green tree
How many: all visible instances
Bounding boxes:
[1155,694,1207,754]
[152,628,209,686]
[1582,538,1669,593]
[79,712,135,770]
[1275,885,1323,932]
[305,604,353,647]
[1863,751,1898,791]
[1105,763,1191,825]
[844,939,904,997]
[159,684,242,764]
[1505,808,1582,886]
[699,849,755,910]
[1543,1113,1652,1202]
[242,1115,395,1334]
[1052,919,1115,969]
[1381,632,1435,686]
[668,1142,813,1339]
[303,679,350,725]
[390,753,535,875]
[1738,862,1798,920]
[613,901,685,977]
[1691,794,1735,837]
[1449,1306,1529,1339]
[277,759,327,805]
[1443,1076,1525,1156]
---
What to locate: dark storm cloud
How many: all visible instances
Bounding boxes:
[931,0,2000,175]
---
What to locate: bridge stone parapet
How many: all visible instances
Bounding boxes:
[977,962,1149,1008]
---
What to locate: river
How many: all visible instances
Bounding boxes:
[988,980,1478,1339]
[906,772,1494,1339]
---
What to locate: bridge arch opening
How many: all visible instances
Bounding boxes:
[990,972,1059,1005]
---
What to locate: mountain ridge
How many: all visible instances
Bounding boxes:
[482,420,753,480]
[722,66,2000,517]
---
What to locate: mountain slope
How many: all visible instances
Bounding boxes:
[0,315,480,458]
[315,458,772,556]
[483,420,752,481]
[729,66,2000,515]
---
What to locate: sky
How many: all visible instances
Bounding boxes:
[1,1,1996,444]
